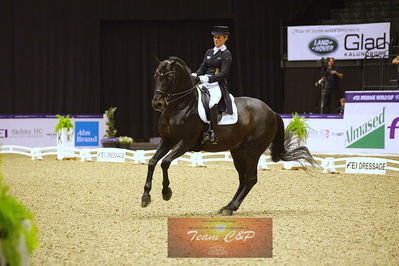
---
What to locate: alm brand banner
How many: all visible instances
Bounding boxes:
[168,218,272,258]
[344,91,399,154]
[287,22,390,61]
[75,121,99,146]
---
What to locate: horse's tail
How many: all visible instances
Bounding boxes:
[270,113,317,167]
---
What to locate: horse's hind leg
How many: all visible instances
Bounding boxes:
[219,147,261,216]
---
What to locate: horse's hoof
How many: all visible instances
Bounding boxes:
[221,209,233,216]
[162,187,172,201]
[141,195,151,207]
[218,207,233,216]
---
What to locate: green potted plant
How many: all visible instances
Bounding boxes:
[101,107,119,148]
[54,114,74,160]
[54,114,74,133]
[285,112,311,146]
[0,156,39,265]
[118,136,134,150]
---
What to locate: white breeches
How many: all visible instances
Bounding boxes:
[202,81,221,108]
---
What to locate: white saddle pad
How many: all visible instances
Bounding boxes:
[197,87,238,125]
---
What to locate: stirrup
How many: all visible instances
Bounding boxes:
[202,129,218,144]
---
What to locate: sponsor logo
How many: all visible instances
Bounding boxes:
[345,157,387,175]
[75,121,99,146]
[3,128,44,138]
[388,117,399,139]
[309,37,338,54]
[344,32,388,57]
[168,218,272,258]
[345,107,385,149]
[0,129,8,138]
[97,148,125,163]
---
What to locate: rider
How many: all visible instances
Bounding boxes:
[191,25,233,144]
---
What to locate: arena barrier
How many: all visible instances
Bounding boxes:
[1,145,398,173]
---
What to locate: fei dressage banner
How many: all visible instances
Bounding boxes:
[287,22,390,61]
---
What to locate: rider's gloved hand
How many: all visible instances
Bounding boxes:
[191,73,197,78]
[199,75,209,84]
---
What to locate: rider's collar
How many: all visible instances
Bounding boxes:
[213,45,226,54]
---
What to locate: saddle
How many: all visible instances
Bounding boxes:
[198,86,212,122]
[196,86,238,126]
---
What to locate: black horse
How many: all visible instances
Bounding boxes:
[141,56,316,215]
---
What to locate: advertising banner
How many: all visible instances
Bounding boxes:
[287,22,390,61]
[282,114,345,154]
[0,114,104,147]
[345,157,387,175]
[344,91,399,154]
[168,218,272,258]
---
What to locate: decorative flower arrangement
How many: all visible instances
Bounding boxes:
[118,136,134,144]
[285,112,311,144]
[54,114,74,141]
[118,136,133,149]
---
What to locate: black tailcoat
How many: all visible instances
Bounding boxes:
[195,48,233,114]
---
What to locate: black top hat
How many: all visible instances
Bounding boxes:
[211,25,230,36]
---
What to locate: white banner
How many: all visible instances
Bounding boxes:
[344,91,399,154]
[287,22,390,61]
[0,115,105,147]
[345,157,387,175]
[96,148,126,163]
[282,114,345,154]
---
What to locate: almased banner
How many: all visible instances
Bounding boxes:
[344,91,399,154]
[287,22,390,61]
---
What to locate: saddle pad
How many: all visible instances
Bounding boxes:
[197,87,238,125]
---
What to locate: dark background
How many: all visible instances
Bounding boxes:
[0,0,368,141]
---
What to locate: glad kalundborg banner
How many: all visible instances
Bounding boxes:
[344,91,399,154]
[287,22,390,61]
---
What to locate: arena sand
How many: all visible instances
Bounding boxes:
[2,154,399,265]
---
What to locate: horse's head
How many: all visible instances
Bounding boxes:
[152,57,194,112]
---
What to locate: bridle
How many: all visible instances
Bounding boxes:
[154,68,177,98]
[154,65,197,106]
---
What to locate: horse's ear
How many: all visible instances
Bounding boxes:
[153,56,161,66]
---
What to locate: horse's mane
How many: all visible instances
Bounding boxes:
[168,56,192,75]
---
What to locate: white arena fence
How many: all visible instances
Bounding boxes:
[1,145,398,173]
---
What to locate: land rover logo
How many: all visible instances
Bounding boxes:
[309,37,338,54]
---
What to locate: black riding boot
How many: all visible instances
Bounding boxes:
[203,105,219,144]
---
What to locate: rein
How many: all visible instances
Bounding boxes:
[164,86,198,105]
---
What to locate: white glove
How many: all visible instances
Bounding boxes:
[191,73,197,78]
[199,75,209,84]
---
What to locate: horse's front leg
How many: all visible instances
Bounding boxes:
[141,140,171,207]
[160,140,191,202]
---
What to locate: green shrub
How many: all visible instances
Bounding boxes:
[0,156,38,265]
